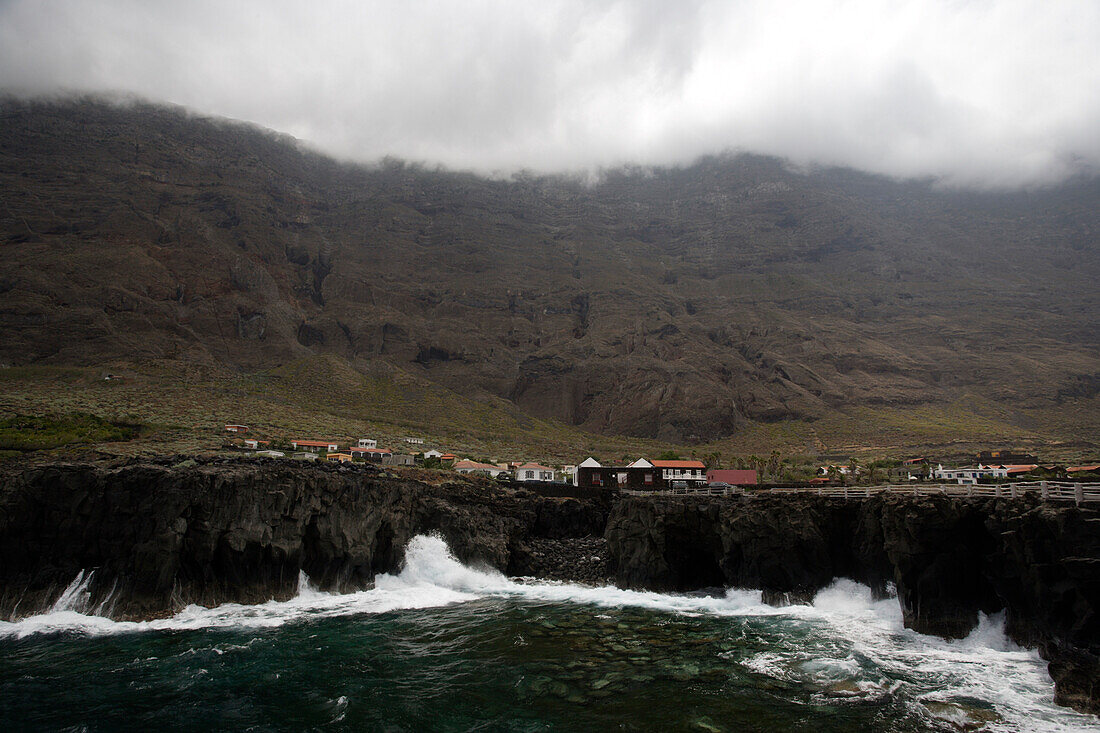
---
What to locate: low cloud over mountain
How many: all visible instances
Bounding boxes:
[2,0,1099,187]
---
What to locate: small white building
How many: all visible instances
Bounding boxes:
[453,460,506,477]
[423,449,444,459]
[357,438,378,449]
[516,462,555,482]
[931,464,1009,484]
[255,450,285,458]
[290,439,341,453]
[404,437,425,445]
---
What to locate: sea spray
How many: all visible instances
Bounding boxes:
[0,535,1095,731]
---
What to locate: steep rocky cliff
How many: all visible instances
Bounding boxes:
[1,459,1096,712]
[606,493,1100,713]
[0,458,611,618]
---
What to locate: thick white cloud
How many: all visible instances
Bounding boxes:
[1,0,1098,187]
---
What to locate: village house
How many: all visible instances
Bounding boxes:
[350,446,393,463]
[574,457,707,490]
[453,459,506,477]
[384,454,416,467]
[225,424,248,433]
[255,450,285,458]
[932,464,1009,484]
[357,438,377,449]
[404,437,425,445]
[440,453,458,462]
[423,449,444,459]
[242,438,270,450]
[890,458,929,481]
[290,439,341,453]
[516,462,555,482]
[325,452,354,463]
[705,469,758,486]
[652,459,707,486]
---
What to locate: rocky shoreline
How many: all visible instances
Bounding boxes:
[0,457,1096,714]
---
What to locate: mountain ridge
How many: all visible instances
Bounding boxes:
[0,97,1097,445]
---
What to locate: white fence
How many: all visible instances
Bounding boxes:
[620,481,1100,505]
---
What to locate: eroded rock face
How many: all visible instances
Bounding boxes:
[606,493,1100,714]
[1,460,1096,713]
[0,459,612,619]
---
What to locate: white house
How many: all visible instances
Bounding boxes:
[517,462,555,482]
[290,439,341,453]
[453,460,506,477]
[404,437,425,445]
[423,449,444,459]
[357,438,378,449]
[931,464,1009,484]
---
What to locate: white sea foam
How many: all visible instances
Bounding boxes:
[0,534,1096,730]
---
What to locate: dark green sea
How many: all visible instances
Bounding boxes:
[1,536,1096,731]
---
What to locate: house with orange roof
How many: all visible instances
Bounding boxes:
[516,462,555,482]
[325,452,354,463]
[651,459,707,486]
[350,446,393,463]
[453,459,506,477]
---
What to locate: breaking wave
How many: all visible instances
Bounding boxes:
[0,534,1093,730]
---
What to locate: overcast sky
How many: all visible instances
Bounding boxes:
[2,0,1098,187]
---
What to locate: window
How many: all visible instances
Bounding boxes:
[644,473,653,485]
[525,470,534,479]
[591,474,602,486]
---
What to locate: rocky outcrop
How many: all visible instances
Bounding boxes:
[606,493,1100,714]
[0,458,611,619]
[1,460,1096,713]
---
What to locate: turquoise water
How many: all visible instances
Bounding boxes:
[2,536,1097,732]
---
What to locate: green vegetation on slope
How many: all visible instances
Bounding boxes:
[0,412,138,451]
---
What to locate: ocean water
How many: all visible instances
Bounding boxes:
[1,536,1097,732]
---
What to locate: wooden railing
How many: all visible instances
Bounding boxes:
[620,481,1100,505]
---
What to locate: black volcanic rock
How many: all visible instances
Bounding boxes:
[2,459,1097,712]
[605,492,1100,714]
[1,98,1099,440]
